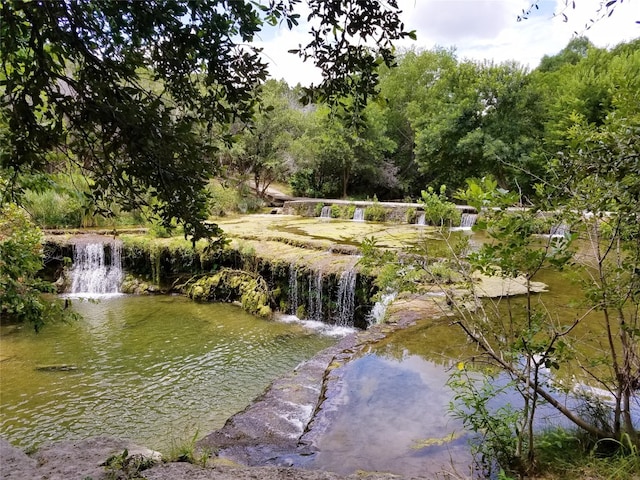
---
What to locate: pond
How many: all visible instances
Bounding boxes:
[0,295,339,452]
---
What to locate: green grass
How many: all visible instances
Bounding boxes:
[533,429,640,480]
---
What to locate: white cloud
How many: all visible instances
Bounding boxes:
[258,0,640,85]
[256,27,323,87]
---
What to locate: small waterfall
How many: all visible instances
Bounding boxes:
[308,270,324,321]
[69,239,124,296]
[367,291,397,325]
[459,213,478,229]
[319,206,331,218]
[288,263,299,315]
[549,223,570,238]
[335,269,357,326]
[352,208,365,222]
[415,212,426,226]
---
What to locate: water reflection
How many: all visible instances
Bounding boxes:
[0,296,336,452]
[303,352,472,478]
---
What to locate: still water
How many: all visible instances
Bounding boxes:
[0,295,337,452]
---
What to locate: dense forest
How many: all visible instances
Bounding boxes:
[229,36,639,203]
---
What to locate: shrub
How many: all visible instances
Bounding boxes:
[364,201,388,222]
[0,203,70,330]
[420,185,461,227]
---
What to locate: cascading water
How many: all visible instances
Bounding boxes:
[335,269,357,326]
[307,270,324,322]
[415,212,426,226]
[367,291,397,325]
[458,213,478,229]
[549,223,570,238]
[352,208,365,222]
[288,263,299,315]
[69,238,124,296]
[319,206,332,219]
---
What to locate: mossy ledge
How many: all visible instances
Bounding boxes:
[43,234,376,329]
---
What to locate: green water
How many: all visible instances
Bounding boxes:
[0,295,336,452]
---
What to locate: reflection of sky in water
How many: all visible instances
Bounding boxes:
[304,353,472,477]
[302,348,640,477]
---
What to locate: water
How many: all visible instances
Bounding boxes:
[307,270,324,322]
[352,208,364,222]
[319,206,331,218]
[366,291,397,325]
[69,238,124,296]
[459,213,478,229]
[415,212,426,226]
[0,296,336,452]
[288,263,299,315]
[302,352,471,477]
[335,269,357,326]
[549,223,570,238]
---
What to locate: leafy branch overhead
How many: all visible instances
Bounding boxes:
[0,0,413,240]
[518,0,638,29]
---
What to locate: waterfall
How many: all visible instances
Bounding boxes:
[319,206,331,218]
[335,269,357,326]
[459,213,478,229]
[415,212,426,226]
[549,223,570,238]
[308,270,324,321]
[288,263,299,315]
[367,291,397,326]
[352,208,365,222]
[69,239,124,296]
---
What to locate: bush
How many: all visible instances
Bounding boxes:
[364,198,388,222]
[330,204,343,218]
[420,185,461,227]
[23,189,84,228]
[0,203,70,331]
[206,181,264,216]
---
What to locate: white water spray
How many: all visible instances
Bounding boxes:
[69,239,124,296]
[367,291,397,326]
[319,206,331,218]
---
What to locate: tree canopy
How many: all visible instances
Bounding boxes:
[0,0,413,239]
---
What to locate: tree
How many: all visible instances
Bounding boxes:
[517,0,634,27]
[448,45,640,473]
[0,0,413,240]
[219,80,305,198]
[289,102,395,198]
[377,47,458,196]
[412,60,544,195]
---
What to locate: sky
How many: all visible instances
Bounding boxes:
[256,0,640,86]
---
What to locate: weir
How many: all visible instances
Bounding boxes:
[48,234,374,329]
[69,238,124,295]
